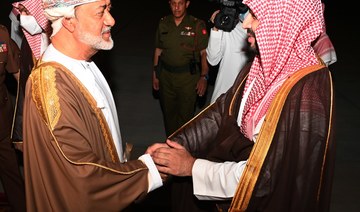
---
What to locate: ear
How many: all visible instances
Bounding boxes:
[61,17,76,32]
[186,1,190,8]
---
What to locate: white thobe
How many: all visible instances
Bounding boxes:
[206,22,250,103]
[42,44,162,192]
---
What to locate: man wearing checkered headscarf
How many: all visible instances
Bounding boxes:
[12,0,51,60]
[312,1,337,67]
[147,0,336,211]
[22,0,163,211]
[9,1,52,145]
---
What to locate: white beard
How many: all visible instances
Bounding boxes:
[78,27,114,50]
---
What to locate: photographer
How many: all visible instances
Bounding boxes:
[207,6,253,103]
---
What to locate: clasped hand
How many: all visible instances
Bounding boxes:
[146,139,195,181]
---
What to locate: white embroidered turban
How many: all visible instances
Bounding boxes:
[42,0,100,37]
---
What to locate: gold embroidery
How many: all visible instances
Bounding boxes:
[29,62,141,173]
[229,64,326,211]
[39,62,119,163]
[31,65,61,130]
[60,68,118,163]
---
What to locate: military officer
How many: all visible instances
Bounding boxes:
[152,0,209,137]
[152,1,210,211]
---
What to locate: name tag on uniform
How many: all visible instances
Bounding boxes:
[180,31,195,36]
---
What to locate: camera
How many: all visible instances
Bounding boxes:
[210,0,248,32]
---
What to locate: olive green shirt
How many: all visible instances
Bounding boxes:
[155,14,208,67]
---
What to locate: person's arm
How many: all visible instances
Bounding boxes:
[206,29,224,66]
[192,159,246,200]
[196,49,209,96]
[200,49,209,77]
[151,140,246,200]
[138,154,163,192]
[152,48,162,90]
[195,18,210,96]
[206,10,225,66]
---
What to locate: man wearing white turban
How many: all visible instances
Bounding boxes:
[23,0,162,211]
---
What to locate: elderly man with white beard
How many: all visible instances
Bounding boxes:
[22,0,162,211]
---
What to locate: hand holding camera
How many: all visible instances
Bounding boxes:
[209,0,248,32]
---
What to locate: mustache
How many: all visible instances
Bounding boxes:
[247,28,255,37]
[102,27,111,34]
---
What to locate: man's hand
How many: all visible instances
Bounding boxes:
[210,10,220,31]
[151,140,195,177]
[197,49,209,97]
[146,142,171,182]
[196,77,208,97]
[146,142,169,155]
[152,71,160,90]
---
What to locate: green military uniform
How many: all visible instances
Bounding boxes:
[155,14,208,136]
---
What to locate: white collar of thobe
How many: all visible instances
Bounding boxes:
[42,44,124,161]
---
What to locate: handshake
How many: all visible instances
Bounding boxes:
[146,140,195,181]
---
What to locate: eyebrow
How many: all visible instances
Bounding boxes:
[97,2,112,11]
[98,4,106,10]
[249,9,257,19]
[104,2,112,10]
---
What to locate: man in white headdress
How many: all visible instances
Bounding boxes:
[23,0,162,211]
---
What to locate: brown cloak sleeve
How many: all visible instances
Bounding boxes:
[169,63,335,212]
[23,63,150,212]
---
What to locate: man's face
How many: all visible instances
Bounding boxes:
[74,0,115,50]
[242,9,260,54]
[169,0,189,19]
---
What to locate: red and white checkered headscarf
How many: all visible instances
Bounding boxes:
[13,0,51,59]
[240,0,324,139]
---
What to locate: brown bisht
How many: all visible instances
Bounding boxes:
[170,63,335,212]
[23,62,150,212]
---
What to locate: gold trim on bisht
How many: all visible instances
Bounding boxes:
[31,61,121,164]
[229,63,327,211]
[31,65,61,130]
